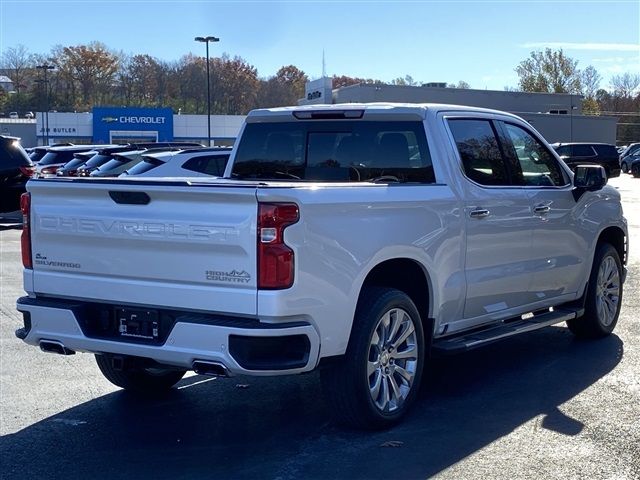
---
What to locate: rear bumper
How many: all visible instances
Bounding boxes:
[16,296,321,376]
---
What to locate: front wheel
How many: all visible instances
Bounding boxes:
[621,161,628,173]
[567,243,622,338]
[321,287,425,429]
[95,354,187,393]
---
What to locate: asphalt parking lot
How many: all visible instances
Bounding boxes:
[1,176,639,480]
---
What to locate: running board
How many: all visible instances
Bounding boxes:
[432,307,584,356]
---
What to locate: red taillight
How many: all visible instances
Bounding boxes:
[41,166,59,175]
[19,165,35,177]
[20,193,32,269]
[257,203,299,289]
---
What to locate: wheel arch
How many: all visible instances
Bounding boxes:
[597,226,626,266]
[355,258,434,343]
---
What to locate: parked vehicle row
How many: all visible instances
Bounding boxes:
[551,142,621,178]
[2,140,231,212]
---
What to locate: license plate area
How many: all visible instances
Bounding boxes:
[116,308,159,341]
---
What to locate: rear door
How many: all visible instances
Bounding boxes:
[28,179,259,315]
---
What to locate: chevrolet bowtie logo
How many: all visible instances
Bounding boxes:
[102,116,119,123]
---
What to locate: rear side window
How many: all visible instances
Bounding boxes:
[182,154,230,176]
[232,121,434,183]
[573,145,596,157]
[125,157,163,175]
[592,145,618,158]
[447,119,509,186]
[38,150,76,166]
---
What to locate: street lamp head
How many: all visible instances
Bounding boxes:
[195,36,219,43]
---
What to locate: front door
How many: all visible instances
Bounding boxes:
[446,117,537,320]
[498,121,587,300]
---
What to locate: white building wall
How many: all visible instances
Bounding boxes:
[173,114,245,140]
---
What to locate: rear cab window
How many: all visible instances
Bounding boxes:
[231,120,434,183]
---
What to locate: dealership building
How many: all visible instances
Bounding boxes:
[0,79,618,147]
[25,107,245,147]
[299,78,618,144]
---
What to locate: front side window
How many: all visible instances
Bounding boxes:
[232,121,434,183]
[501,123,568,187]
[448,119,509,186]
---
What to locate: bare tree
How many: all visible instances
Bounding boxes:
[0,44,35,94]
[611,73,640,98]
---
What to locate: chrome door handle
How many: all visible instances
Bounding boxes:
[534,204,551,214]
[470,208,490,219]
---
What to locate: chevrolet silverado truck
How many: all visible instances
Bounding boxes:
[16,104,627,429]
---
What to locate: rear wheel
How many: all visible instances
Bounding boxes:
[321,287,425,429]
[567,243,622,338]
[621,161,628,173]
[95,354,186,393]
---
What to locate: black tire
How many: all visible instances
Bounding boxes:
[621,161,628,173]
[634,168,640,178]
[567,243,622,339]
[95,354,186,393]
[321,287,425,429]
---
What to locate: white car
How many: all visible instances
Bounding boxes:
[123,147,232,177]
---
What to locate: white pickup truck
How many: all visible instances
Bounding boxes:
[16,103,627,429]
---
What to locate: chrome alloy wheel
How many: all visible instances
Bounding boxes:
[367,308,418,413]
[596,255,620,327]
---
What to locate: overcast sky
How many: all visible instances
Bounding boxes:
[1,0,638,91]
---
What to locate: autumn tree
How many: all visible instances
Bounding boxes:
[258,65,308,108]
[119,54,165,106]
[515,48,582,94]
[332,75,382,89]
[52,42,119,110]
[209,54,259,114]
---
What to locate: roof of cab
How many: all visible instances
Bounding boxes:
[247,102,523,121]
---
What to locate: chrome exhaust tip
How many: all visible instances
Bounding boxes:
[39,340,75,356]
[192,360,229,377]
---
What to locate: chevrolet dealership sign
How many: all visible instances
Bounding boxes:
[93,107,173,142]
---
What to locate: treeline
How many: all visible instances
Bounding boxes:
[0,43,474,116]
[0,42,311,115]
[1,43,638,142]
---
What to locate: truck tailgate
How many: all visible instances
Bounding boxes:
[28,180,258,315]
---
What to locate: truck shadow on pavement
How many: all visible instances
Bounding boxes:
[0,327,623,480]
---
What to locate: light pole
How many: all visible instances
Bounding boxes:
[36,64,55,145]
[194,35,219,146]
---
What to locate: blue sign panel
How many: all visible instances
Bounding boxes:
[92,107,173,143]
